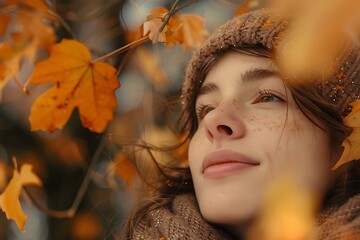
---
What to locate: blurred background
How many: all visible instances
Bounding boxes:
[0,0,250,239]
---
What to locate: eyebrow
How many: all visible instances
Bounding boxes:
[197,67,281,97]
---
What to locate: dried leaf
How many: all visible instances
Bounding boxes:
[6,0,50,11]
[167,14,208,49]
[0,163,42,232]
[142,7,169,43]
[0,14,11,36]
[70,212,102,239]
[133,47,169,86]
[247,178,316,240]
[0,9,56,91]
[277,0,360,81]
[333,101,360,170]
[141,7,208,48]
[29,39,120,133]
[113,152,136,188]
[235,0,250,16]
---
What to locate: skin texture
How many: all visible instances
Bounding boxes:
[188,52,335,238]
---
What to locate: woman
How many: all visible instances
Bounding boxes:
[123,9,360,239]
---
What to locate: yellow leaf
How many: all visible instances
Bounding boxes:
[247,178,316,240]
[132,47,169,86]
[29,39,120,133]
[6,0,50,11]
[235,0,250,16]
[333,101,360,170]
[113,152,136,188]
[0,9,56,91]
[142,7,169,43]
[0,14,11,36]
[0,163,42,232]
[167,14,208,49]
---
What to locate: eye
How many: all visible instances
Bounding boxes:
[196,103,214,120]
[253,89,285,103]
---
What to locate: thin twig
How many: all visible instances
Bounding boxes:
[159,0,181,33]
[93,36,149,62]
[116,47,136,77]
[24,135,109,218]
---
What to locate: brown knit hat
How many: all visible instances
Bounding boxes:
[182,9,360,119]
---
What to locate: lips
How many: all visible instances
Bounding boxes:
[202,148,259,178]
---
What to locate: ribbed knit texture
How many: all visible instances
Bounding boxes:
[132,194,231,240]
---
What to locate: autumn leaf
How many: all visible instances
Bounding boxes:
[142,7,169,43]
[235,0,250,16]
[29,39,120,133]
[0,163,42,232]
[0,14,11,36]
[0,8,56,91]
[333,101,360,170]
[6,0,50,11]
[132,46,169,86]
[247,178,316,240]
[113,152,136,188]
[166,14,208,49]
[141,7,208,48]
[276,0,360,82]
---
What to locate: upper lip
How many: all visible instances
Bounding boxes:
[202,148,259,173]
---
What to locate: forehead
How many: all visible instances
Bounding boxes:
[205,52,277,83]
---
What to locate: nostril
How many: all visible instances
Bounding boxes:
[217,125,233,135]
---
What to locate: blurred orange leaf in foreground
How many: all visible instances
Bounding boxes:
[0,5,56,90]
[142,7,208,49]
[29,39,120,133]
[0,163,42,232]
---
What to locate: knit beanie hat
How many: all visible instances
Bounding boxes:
[182,9,360,119]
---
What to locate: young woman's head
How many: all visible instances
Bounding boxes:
[181,9,360,236]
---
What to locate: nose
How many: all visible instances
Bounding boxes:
[203,105,246,142]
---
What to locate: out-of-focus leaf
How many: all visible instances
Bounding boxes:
[247,178,316,240]
[140,7,208,49]
[132,47,169,86]
[142,7,169,43]
[0,8,56,90]
[70,212,102,240]
[29,39,120,133]
[0,163,42,232]
[166,14,208,49]
[0,14,11,36]
[113,152,136,188]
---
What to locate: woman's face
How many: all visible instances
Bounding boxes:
[188,52,334,231]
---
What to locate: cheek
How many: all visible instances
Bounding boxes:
[188,129,205,165]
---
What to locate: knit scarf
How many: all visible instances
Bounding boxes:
[132,194,360,240]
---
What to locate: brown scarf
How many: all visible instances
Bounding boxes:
[132,194,360,240]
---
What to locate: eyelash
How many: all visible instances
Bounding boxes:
[195,89,285,120]
[253,89,285,103]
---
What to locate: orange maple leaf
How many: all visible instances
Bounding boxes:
[0,163,42,232]
[167,14,208,49]
[333,100,360,170]
[235,0,250,16]
[142,7,169,43]
[141,7,208,48]
[29,39,120,133]
[0,14,11,36]
[0,8,56,90]
[113,152,136,188]
[6,0,49,11]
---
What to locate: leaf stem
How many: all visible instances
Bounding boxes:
[93,36,149,62]
[24,135,109,218]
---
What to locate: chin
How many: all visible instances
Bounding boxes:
[199,202,258,226]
